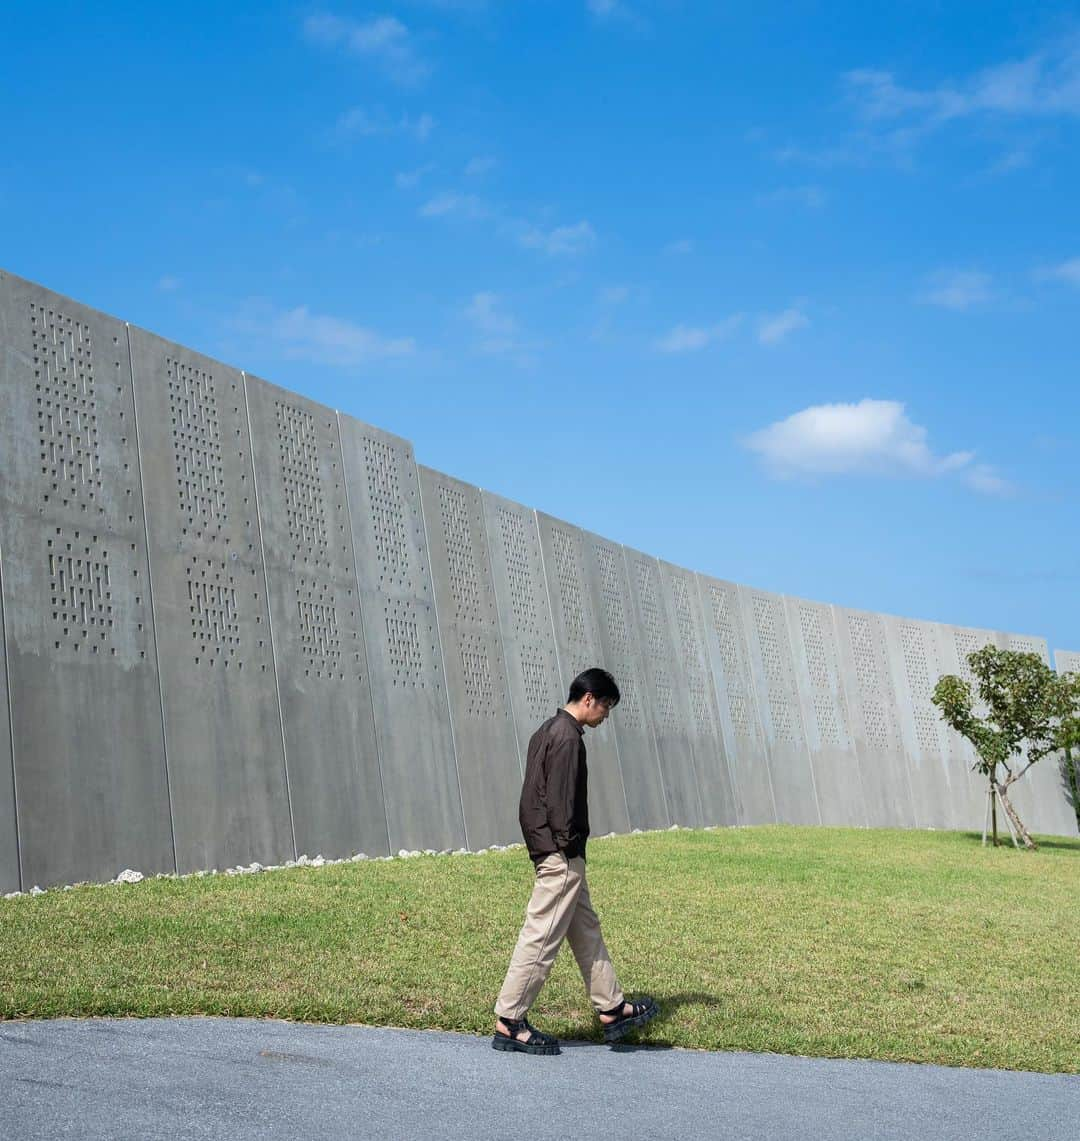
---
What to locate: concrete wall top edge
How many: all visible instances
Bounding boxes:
[335,408,414,455]
[242,371,339,421]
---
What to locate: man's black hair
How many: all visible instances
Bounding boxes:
[568,667,620,706]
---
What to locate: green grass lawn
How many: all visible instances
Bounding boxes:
[1,827,1077,1073]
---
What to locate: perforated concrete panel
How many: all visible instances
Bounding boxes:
[882,616,962,830]
[245,374,389,860]
[0,273,174,888]
[338,417,465,854]
[663,562,738,826]
[481,492,563,778]
[582,533,669,831]
[0,564,18,892]
[696,576,775,825]
[833,607,916,829]
[783,596,865,827]
[128,327,293,873]
[1056,650,1080,676]
[419,466,520,848]
[1003,634,1075,837]
[537,512,630,836]
[740,586,819,826]
[625,549,704,828]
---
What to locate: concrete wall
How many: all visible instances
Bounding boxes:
[0,269,1075,890]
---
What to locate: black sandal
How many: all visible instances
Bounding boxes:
[599,996,659,1043]
[492,1016,560,1055]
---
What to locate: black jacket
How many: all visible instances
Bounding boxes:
[518,709,589,863]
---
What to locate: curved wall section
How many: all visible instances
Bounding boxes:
[0,269,1075,886]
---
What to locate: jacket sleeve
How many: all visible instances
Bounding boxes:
[543,735,580,851]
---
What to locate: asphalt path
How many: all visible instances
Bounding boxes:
[1,1018,1076,1140]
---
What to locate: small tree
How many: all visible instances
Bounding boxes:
[932,647,1072,850]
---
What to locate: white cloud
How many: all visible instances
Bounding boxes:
[419,192,487,219]
[586,0,644,26]
[464,292,536,363]
[655,316,742,353]
[759,185,827,209]
[334,107,435,141]
[234,302,415,368]
[846,40,1080,125]
[517,220,596,256]
[304,13,429,86]
[744,398,1011,495]
[964,464,1014,496]
[395,164,434,189]
[464,155,497,177]
[600,284,631,306]
[757,307,810,345]
[157,275,181,292]
[919,269,993,310]
[1035,257,1080,285]
[663,238,694,255]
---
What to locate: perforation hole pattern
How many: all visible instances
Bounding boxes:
[593,543,645,732]
[47,528,114,654]
[671,573,717,740]
[496,506,539,635]
[438,483,482,625]
[187,554,241,667]
[1057,651,1080,677]
[1008,636,1044,659]
[634,558,667,663]
[385,599,426,688]
[751,593,788,686]
[707,584,758,742]
[459,630,498,717]
[296,577,343,679]
[168,358,226,541]
[847,612,897,750]
[849,614,882,694]
[953,630,986,685]
[653,667,677,733]
[899,622,939,755]
[797,604,847,747]
[363,437,411,583]
[520,649,551,723]
[595,544,631,661]
[616,673,644,733]
[551,526,589,647]
[799,606,830,690]
[276,401,329,567]
[32,303,104,514]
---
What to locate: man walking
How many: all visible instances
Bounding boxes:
[492,667,658,1054]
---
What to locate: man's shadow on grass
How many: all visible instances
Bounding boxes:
[559,992,724,1052]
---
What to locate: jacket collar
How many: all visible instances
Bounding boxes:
[557,708,585,735]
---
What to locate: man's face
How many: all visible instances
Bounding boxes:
[581,693,612,727]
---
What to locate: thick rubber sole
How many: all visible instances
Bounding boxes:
[602,999,659,1043]
[491,1034,560,1055]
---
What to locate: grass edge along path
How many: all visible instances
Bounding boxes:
[1,826,1077,1074]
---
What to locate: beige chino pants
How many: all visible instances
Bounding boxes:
[494,853,624,1021]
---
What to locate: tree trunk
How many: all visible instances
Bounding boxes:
[995,779,1038,850]
[989,772,999,846]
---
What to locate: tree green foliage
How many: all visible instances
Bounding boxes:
[1054,672,1080,833]
[931,648,1079,850]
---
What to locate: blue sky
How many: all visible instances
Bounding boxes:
[2,1,1078,653]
